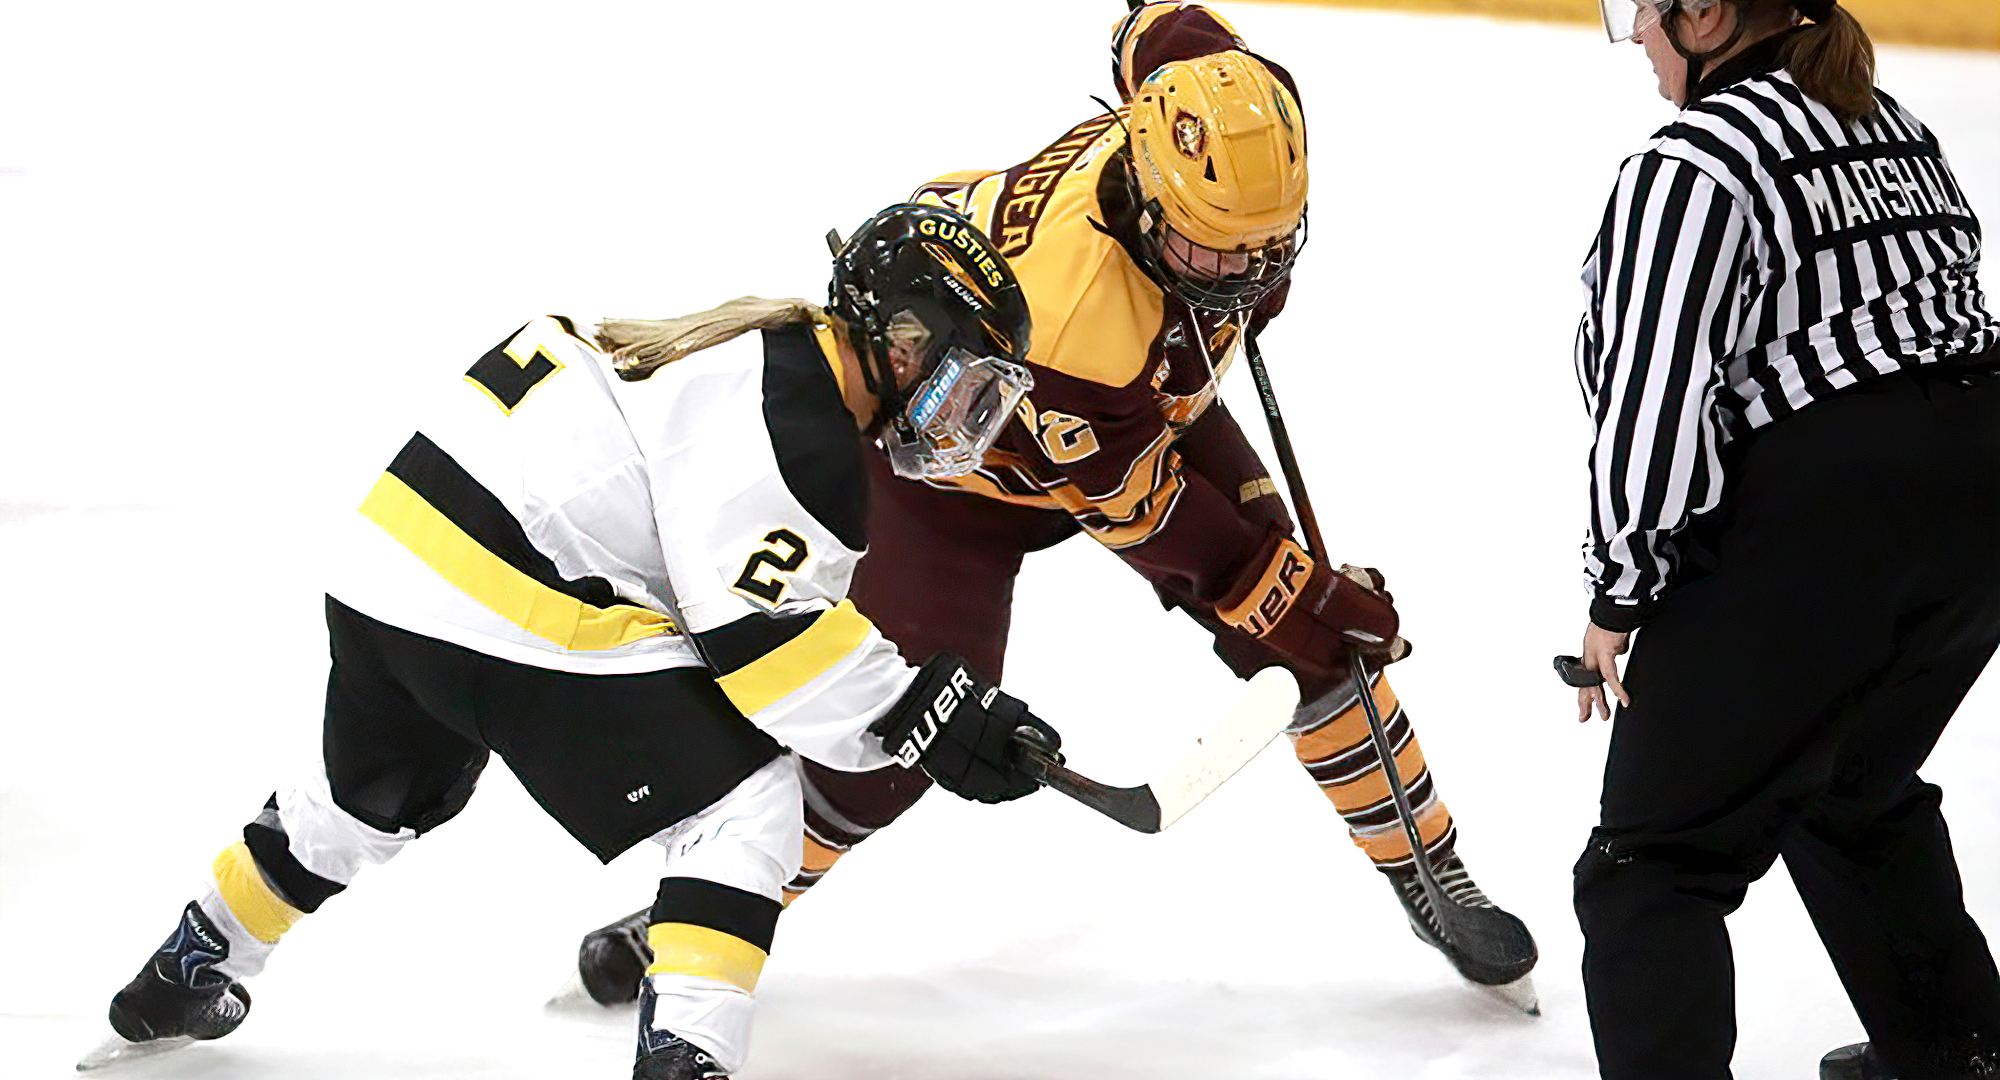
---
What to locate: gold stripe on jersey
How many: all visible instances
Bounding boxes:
[931,461,1065,511]
[212,841,304,944]
[914,169,1001,209]
[359,472,673,651]
[933,436,1187,551]
[1049,431,1186,550]
[645,923,768,993]
[1065,470,1185,549]
[1078,427,1179,521]
[714,599,875,717]
[811,317,848,401]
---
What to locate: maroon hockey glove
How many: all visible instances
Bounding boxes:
[1213,533,1403,686]
[869,654,1061,804]
[1248,276,1292,338]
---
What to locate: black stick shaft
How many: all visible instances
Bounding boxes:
[1349,650,1454,943]
[1242,333,1455,946]
[1243,337,1327,558]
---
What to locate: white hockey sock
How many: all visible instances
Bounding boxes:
[646,972,754,1075]
[198,885,281,981]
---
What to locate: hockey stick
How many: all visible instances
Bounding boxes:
[1240,334,1466,951]
[1011,666,1298,833]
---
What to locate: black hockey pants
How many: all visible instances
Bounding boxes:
[1575,364,2000,1080]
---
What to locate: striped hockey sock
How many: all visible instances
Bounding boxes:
[1287,670,1456,869]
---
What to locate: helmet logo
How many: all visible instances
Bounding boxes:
[922,241,994,312]
[1171,110,1207,161]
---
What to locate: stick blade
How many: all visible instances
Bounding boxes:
[1150,667,1299,829]
[1025,758,1164,832]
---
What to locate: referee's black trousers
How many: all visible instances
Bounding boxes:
[1576,367,2000,1080]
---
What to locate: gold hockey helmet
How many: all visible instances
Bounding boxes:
[1127,50,1307,311]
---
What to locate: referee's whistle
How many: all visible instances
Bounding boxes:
[1553,655,1605,688]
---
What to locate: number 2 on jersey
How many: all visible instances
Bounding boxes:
[465,317,578,414]
[732,529,810,606]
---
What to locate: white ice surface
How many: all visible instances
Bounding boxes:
[1,2,1996,1077]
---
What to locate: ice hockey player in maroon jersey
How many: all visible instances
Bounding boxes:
[578,1,1537,1007]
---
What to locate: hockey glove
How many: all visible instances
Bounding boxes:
[869,654,1060,804]
[1213,533,1405,685]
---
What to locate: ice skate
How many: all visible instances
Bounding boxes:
[634,976,727,1080]
[1385,853,1540,1013]
[1821,1043,1893,1080]
[79,902,252,1071]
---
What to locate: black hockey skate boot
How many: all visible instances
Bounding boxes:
[1385,853,1538,988]
[108,901,252,1044]
[581,908,653,1006]
[1823,1038,2000,1080]
[1822,1044,1894,1080]
[634,974,727,1080]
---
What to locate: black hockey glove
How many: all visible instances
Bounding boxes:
[868,654,1060,804]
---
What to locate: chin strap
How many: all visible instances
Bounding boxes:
[1664,0,1750,105]
[837,305,901,438]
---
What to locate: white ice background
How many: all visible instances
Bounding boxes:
[1,2,1996,1077]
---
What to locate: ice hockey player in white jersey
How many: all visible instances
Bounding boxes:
[87,203,1056,1080]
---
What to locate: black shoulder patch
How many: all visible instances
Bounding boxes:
[760,323,868,551]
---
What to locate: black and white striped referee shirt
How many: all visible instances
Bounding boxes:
[1574,42,1995,631]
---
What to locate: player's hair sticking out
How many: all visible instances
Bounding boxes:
[598,296,823,381]
[1775,0,1876,121]
[881,309,934,384]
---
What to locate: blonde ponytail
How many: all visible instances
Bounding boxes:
[1780,3,1877,121]
[597,296,823,382]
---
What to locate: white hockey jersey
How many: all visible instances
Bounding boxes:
[328,314,906,771]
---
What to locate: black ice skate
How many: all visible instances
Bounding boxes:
[634,975,727,1080]
[1823,1039,2000,1079]
[577,908,653,1006]
[79,901,252,1070]
[1385,853,1540,1013]
[1821,1044,1894,1080]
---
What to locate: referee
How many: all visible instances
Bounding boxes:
[1567,1,2000,1077]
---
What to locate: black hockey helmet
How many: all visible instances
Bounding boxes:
[827,203,1030,418]
[827,203,1036,479]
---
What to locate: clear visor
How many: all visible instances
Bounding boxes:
[882,347,1034,480]
[1600,0,1666,42]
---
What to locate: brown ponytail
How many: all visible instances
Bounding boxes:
[1779,3,1877,120]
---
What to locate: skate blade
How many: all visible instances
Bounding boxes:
[76,1032,195,1072]
[1471,973,1540,1016]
